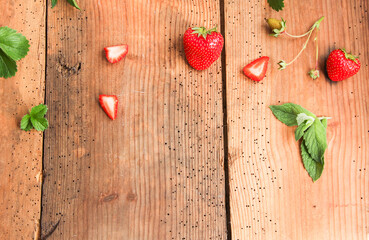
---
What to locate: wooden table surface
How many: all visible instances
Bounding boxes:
[0,0,368,239]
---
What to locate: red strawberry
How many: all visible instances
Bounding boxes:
[104,44,128,63]
[99,95,118,120]
[243,56,269,81]
[183,27,224,70]
[326,49,360,81]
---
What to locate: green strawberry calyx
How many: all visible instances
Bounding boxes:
[268,18,286,37]
[309,69,320,80]
[191,26,217,39]
[340,48,359,64]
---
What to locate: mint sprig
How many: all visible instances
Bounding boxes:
[269,103,330,181]
[0,27,30,79]
[51,0,80,10]
[20,104,49,132]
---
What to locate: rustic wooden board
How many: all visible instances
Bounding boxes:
[0,0,46,239]
[41,0,227,239]
[225,0,369,239]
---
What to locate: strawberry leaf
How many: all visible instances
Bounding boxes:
[51,0,57,8]
[66,0,80,9]
[20,114,33,131]
[30,117,49,131]
[267,0,284,12]
[51,0,80,9]
[20,104,49,132]
[30,104,48,119]
[0,49,17,79]
[0,27,30,61]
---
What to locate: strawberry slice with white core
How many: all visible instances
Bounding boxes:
[99,95,118,120]
[243,56,269,81]
[104,44,128,63]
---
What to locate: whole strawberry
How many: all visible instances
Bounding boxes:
[326,48,360,81]
[183,27,224,70]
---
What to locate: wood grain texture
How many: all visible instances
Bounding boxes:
[225,0,369,239]
[41,0,227,239]
[0,0,46,239]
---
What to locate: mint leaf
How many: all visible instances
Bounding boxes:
[303,119,327,162]
[301,141,323,182]
[30,104,48,119]
[267,0,284,11]
[0,49,17,79]
[318,117,331,128]
[270,103,330,182]
[51,0,57,8]
[30,117,49,131]
[296,113,315,126]
[295,121,311,141]
[0,27,30,61]
[66,0,80,9]
[269,103,316,126]
[20,114,33,131]
[320,118,328,128]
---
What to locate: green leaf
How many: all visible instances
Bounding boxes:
[296,113,315,126]
[301,141,324,182]
[0,27,30,61]
[295,121,312,141]
[66,0,80,9]
[303,119,327,162]
[30,117,49,131]
[267,0,284,11]
[320,118,328,128]
[51,0,57,8]
[30,104,48,119]
[269,103,316,126]
[20,114,33,131]
[0,49,17,79]
[20,104,49,131]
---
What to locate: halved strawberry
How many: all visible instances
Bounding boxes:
[99,95,118,120]
[243,56,269,81]
[104,44,128,63]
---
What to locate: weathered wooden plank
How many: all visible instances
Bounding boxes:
[225,0,368,239]
[41,0,227,239]
[0,0,46,239]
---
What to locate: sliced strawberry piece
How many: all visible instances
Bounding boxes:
[104,44,128,63]
[243,56,269,81]
[99,95,118,120]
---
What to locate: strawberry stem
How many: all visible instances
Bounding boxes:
[283,28,314,66]
[340,48,359,64]
[278,16,324,71]
[315,30,319,70]
[191,26,218,39]
[283,30,311,38]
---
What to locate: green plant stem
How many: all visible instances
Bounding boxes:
[284,28,314,66]
[283,31,310,38]
[315,30,319,70]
